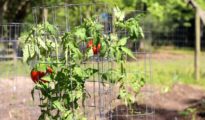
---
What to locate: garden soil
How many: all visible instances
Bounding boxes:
[1,77,205,120]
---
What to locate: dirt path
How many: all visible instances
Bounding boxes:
[0,77,40,120]
[0,77,205,120]
[146,84,205,120]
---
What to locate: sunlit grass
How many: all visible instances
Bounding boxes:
[196,0,205,10]
[0,48,205,89]
[0,60,30,79]
[149,48,205,88]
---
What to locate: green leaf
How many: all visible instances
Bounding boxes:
[41,75,52,82]
[134,27,139,38]
[36,64,47,71]
[113,7,125,21]
[31,87,35,101]
[65,48,68,65]
[45,22,57,35]
[116,48,121,61]
[46,40,56,48]
[62,111,72,119]
[37,37,47,50]
[121,47,136,59]
[87,48,93,57]
[130,25,136,38]
[99,40,107,57]
[53,101,65,112]
[118,38,127,46]
[95,24,103,30]
[34,45,40,57]
[23,45,29,63]
[101,69,122,83]
[28,44,35,58]
[84,68,98,78]
[74,27,86,40]
[74,67,83,77]
[139,27,144,38]
[81,117,87,120]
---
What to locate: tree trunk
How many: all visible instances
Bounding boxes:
[0,7,3,24]
[0,1,6,36]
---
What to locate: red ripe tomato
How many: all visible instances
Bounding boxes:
[87,40,93,48]
[46,66,53,74]
[38,71,48,83]
[38,71,46,78]
[97,43,101,52]
[31,70,46,83]
[30,70,39,83]
[92,46,98,54]
[39,71,48,83]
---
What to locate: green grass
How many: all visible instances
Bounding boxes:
[153,46,195,54]
[149,48,205,88]
[0,60,30,78]
[0,48,205,90]
[196,0,205,10]
[123,47,205,90]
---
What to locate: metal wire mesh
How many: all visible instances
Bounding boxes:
[0,23,24,60]
[151,25,205,48]
[107,52,154,120]
[0,23,40,119]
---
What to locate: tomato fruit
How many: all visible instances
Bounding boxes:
[38,71,48,83]
[87,39,101,55]
[31,70,39,83]
[92,43,101,55]
[97,43,101,52]
[92,46,98,54]
[46,66,53,74]
[31,70,46,83]
[87,40,93,48]
[38,71,46,77]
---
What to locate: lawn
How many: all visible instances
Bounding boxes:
[123,47,205,91]
[0,47,205,89]
[150,47,205,89]
[196,0,205,10]
[0,60,30,79]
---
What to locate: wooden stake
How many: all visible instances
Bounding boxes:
[195,8,201,80]
[42,8,48,22]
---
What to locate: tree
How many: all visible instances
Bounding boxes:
[0,0,6,24]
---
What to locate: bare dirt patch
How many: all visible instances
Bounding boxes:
[146,84,205,120]
[0,77,40,120]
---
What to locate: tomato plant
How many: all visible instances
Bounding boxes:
[20,7,145,120]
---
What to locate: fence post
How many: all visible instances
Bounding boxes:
[43,8,48,22]
[195,8,201,80]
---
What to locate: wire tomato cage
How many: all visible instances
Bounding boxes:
[30,3,154,120]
